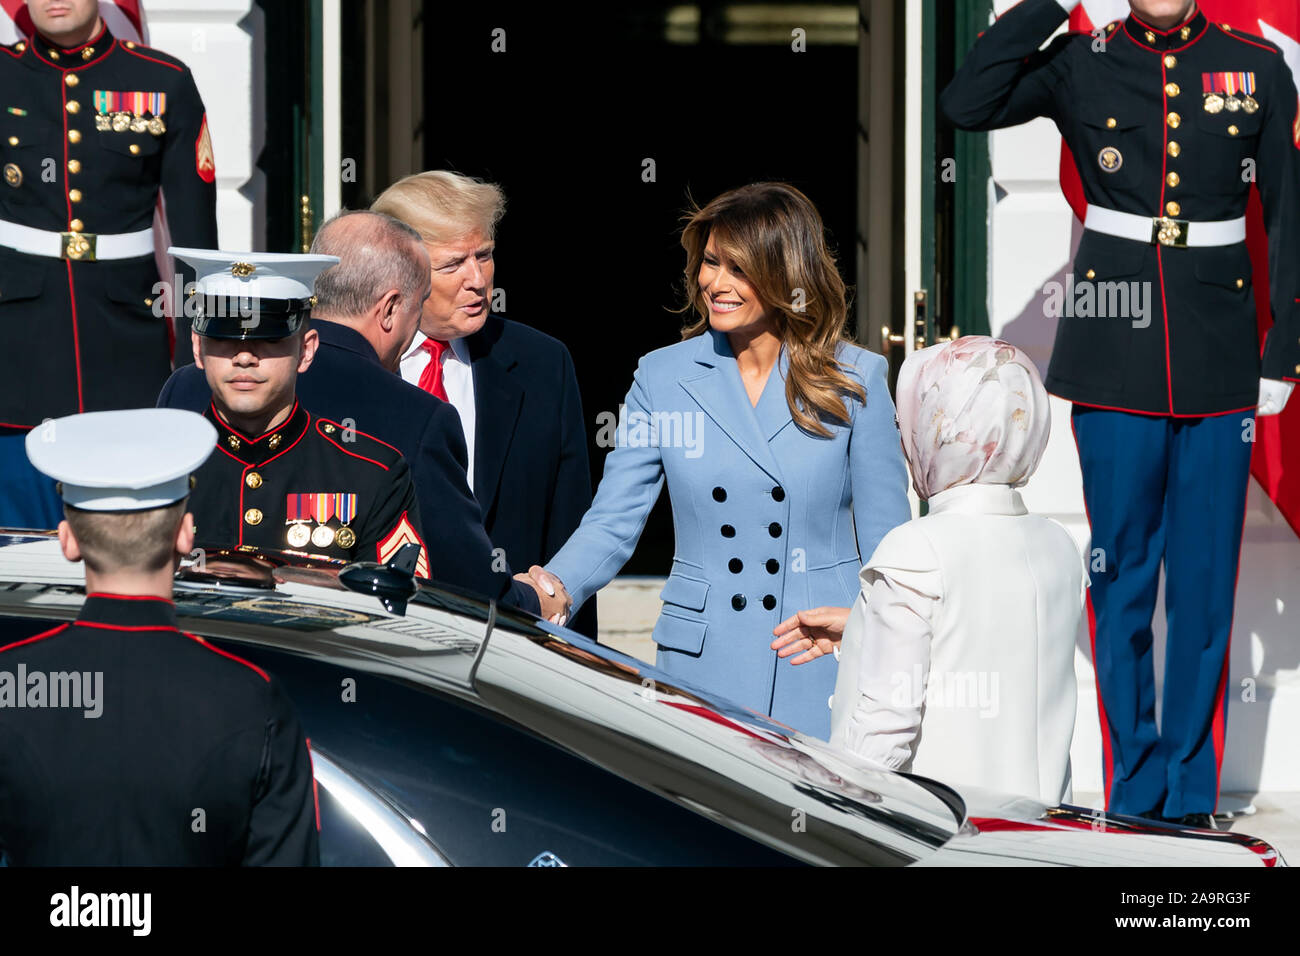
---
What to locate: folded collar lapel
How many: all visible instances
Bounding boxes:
[679,330,784,485]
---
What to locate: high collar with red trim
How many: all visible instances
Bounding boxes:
[206,400,310,466]
[23,20,114,70]
[78,593,178,630]
[1124,6,1208,51]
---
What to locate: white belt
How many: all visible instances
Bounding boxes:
[1084,204,1246,248]
[0,218,153,261]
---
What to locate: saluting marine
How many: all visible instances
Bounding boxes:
[943,0,1300,826]
[0,0,217,528]
[176,249,431,576]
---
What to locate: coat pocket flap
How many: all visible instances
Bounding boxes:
[652,610,707,655]
[658,573,709,611]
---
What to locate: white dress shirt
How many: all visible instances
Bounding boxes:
[400,330,477,491]
[829,483,1088,805]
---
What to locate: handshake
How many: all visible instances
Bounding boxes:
[514,565,573,625]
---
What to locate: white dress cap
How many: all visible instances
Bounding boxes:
[25,409,218,512]
[167,248,340,300]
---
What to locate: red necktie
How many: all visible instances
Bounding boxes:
[418,338,449,401]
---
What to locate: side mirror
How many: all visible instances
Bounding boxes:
[338,542,421,615]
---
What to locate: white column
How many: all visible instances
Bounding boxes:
[144,0,263,250]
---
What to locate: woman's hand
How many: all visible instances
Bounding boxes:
[771,606,851,664]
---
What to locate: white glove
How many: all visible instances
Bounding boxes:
[1056,0,1082,13]
[1257,378,1294,417]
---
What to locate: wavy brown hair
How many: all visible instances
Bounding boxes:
[678,182,864,438]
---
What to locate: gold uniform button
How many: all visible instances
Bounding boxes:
[125,41,136,49]
[1167,112,1181,129]
[1164,55,1177,69]
[69,218,83,232]
[1167,141,1181,157]
[68,188,82,202]
[65,100,80,114]
[1106,117,1117,129]
[6,136,16,146]
[1165,83,1180,97]
[65,74,78,87]
[245,472,263,489]
[144,297,152,307]
[68,129,80,143]
[1228,124,1239,136]
[1166,172,1180,187]
[244,508,263,526]
[48,50,59,60]
[1085,269,1096,280]
[129,143,140,155]
[67,159,80,173]
[14,42,23,52]
[1236,278,1245,289]
[1166,201,1181,217]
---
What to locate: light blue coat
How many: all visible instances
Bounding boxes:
[547,329,911,738]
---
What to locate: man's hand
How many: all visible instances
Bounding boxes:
[514,565,572,625]
[1258,378,1294,417]
[771,606,851,665]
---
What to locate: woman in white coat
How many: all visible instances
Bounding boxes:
[772,336,1086,804]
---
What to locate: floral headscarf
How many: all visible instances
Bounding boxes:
[894,335,1050,500]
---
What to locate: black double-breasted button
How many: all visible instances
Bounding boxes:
[772,486,785,502]
[728,558,743,573]
[731,593,747,611]
[721,524,736,538]
[762,594,777,610]
[768,522,782,537]
[766,558,779,574]
[712,486,727,502]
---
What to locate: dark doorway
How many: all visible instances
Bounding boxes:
[349,2,859,573]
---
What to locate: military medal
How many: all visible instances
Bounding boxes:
[94,113,111,131]
[1243,95,1259,114]
[1204,71,1255,117]
[148,115,165,136]
[310,492,336,548]
[334,494,358,550]
[111,111,130,132]
[1225,95,1241,112]
[285,494,312,548]
[129,114,148,133]
[1098,146,1123,173]
[1203,93,1224,114]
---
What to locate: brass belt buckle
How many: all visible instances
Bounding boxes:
[60,231,96,261]
[1151,217,1189,248]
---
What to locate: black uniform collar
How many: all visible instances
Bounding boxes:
[28,20,114,70]
[208,400,312,466]
[1124,6,1208,51]
[313,319,383,366]
[78,593,179,631]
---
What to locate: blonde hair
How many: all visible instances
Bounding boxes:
[371,170,506,243]
[678,182,864,438]
[64,500,187,574]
